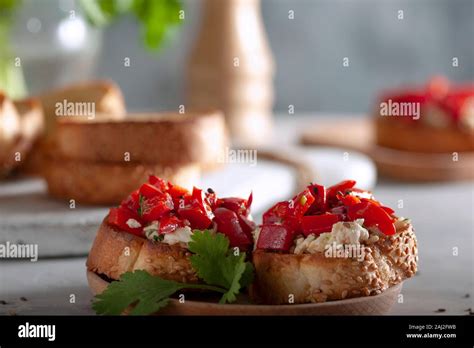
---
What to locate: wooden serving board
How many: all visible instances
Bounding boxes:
[300,118,474,182]
[87,271,402,316]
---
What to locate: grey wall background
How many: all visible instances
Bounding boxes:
[93,0,474,113]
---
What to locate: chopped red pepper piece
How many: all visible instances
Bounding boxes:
[326,180,356,204]
[256,224,293,251]
[178,204,213,230]
[307,183,327,214]
[301,213,341,236]
[168,184,189,199]
[120,189,140,215]
[140,193,174,222]
[342,195,361,206]
[108,207,143,236]
[292,188,316,217]
[262,201,292,225]
[218,197,249,216]
[213,207,252,249]
[139,183,163,199]
[347,201,396,236]
[237,213,256,241]
[159,215,184,234]
[148,175,168,192]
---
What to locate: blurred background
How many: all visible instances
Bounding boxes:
[5,0,474,114]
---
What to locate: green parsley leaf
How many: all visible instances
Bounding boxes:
[188,230,254,304]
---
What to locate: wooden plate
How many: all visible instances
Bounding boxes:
[300,118,474,181]
[87,271,402,315]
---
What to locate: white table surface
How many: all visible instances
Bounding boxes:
[0,114,473,315]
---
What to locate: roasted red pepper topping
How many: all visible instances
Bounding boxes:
[301,213,341,236]
[256,180,398,251]
[257,224,293,251]
[108,176,254,249]
[108,207,142,236]
[213,207,252,250]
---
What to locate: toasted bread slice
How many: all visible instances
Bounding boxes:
[44,158,200,205]
[87,219,198,283]
[37,80,126,138]
[375,117,474,153]
[250,223,418,304]
[54,110,227,167]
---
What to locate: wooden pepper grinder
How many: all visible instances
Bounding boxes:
[187,0,274,146]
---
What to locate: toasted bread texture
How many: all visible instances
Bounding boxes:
[250,223,418,304]
[37,80,126,138]
[44,158,200,205]
[375,116,474,153]
[54,110,227,167]
[87,219,198,283]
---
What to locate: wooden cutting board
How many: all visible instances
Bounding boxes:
[300,118,474,181]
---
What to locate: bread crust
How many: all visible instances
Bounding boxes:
[37,80,126,138]
[375,116,474,153]
[87,219,198,283]
[250,223,418,304]
[54,110,227,167]
[43,158,200,205]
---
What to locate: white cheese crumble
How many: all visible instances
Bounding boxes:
[294,219,369,254]
[126,218,141,229]
[163,226,193,246]
[144,221,160,241]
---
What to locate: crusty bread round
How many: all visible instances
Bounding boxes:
[54,110,227,167]
[375,117,474,153]
[87,219,198,283]
[250,223,418,305]
[43,157,200,205]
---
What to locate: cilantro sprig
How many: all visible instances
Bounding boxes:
[92,230,254,315]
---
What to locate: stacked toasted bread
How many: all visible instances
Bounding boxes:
[22,80,127,175]
[44,110,227,205]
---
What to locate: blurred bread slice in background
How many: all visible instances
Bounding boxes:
[21,80,126,175]
[37,80,126,138]
[44,110,228,205]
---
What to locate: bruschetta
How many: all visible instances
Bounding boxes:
[87,175,255,283]
[250,180,418,304]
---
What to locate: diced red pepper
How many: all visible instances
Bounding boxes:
[342,195,361,206]
[237,213,256,241]
[168,184,189,199]
[218,197,249,216]
[148,175,168,192]
[292,188,316,217]
[262,201,292,224]
[120,189,140,215]
[306,183,327,214]
[347,201,396,236]
[139,183,163,199]
[108,207,143,236]
[301,213,341,236]
[256,224,294,251]
[140,193,174,222]
[381,206,395,216]
[178,204,213,230]
[213,207,252,249]
[327,180,356,205]
[159,215,184,234]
